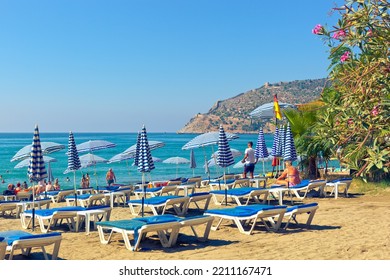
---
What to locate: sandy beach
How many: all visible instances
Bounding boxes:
[1,183,390,260]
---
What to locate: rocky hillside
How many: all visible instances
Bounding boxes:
[178,78,327,134]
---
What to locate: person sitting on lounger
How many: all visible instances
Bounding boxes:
[46,181,55,192]
[276,160,301,187]
[53,178,61,190]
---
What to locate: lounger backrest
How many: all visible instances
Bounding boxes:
[233,178,250,188]
[166,180,182,186]
[161,185,178,195]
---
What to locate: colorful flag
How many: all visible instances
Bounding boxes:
[274,95,282,120]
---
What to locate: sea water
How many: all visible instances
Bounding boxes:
[0,132,328,192]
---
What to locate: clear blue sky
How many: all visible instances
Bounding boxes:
[0,0,342,132]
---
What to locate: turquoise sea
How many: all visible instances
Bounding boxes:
[0,132,279,192]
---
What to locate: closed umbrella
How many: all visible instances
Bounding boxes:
[270,126,280,177]
[254,127,270,176]
[11,142,65,162]
[137,125,155,217]
[217,125,235,206]
[66,131,81,206]
[189,150,197,176]
[163,157,190,178]
[27,125,48,231]
[283,123,298,162]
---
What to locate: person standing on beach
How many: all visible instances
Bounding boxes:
[106,168,116,186]
[85,173,90,188]
[242,141,256,179]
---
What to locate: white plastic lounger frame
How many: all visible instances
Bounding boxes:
[175,215,214,243]
[45,189,75,203]
[282,203,319,229]
[21,209,80,233]
[0,201,20,217]
[66,193,106,207]
[286,180,326,203]
[97,221,181,251]
[128,196,190,216]
[209,178,250,191]
[211,188,269,206]
[77,207,112,235]
[134,185,178,199]
[207,207,287,235]
[322,179,352,199]
[8,234,61,260]
[104,188,133,208]
[188,193,212,212]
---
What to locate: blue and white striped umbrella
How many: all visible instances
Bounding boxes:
[133,132,141,167]
[27,125,47,230]
[217,125,235,169]
[277,125,286,158]
[27,125,48,183]
[254,127,270,176]
[255,127,269,159]
[137,126,155,173]
[76,140,116,153]
[67,132,81,172]
[271,126,280,157]
[284,123,298,161]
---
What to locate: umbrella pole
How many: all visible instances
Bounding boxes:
[262,159,265,177]
[224,169,227,206]
[32,182,35,231]
[141,173,145,217]
[73,171,78,206]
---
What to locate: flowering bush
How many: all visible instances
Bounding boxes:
[313,0,390,180]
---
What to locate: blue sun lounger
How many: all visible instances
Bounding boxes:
[96,214,214,251]
[0,230,62,260]
[21,205,111,234]
[205,204,287,235]
[65,193,106,207]
[128,195,190,216]
[322,178,352,199]
[282,203,319,229]
[210,187,269,206]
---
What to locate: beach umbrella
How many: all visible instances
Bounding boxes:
[270,126,280,177]
[137,125,155,217]
[212,148,242,159]
[79,153,108,169]
[76,140,116,153]
[133,132,141,167]
[189,150,197,176]
[249,102,296,119]
[217,125,235,206]
[66,131,81,206]
[14,156,57,169]
[123,139,165,159]
[163,156,190,178]
[283,123,298,162]
[182,131,239,150]
[27,125,48,231]
[254,127,270,176]
[11,142,65,162]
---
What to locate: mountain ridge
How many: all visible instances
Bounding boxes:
[178,78,327,134]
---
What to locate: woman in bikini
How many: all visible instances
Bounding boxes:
[276,160,301,187]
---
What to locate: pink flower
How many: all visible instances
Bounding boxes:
[367,29,373,37]
[347,118,353,125]
[371,106,379,116]
[312,24,323,35]
[332,30,346,39]
[340,51,351,62]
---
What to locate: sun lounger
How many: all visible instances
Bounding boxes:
[16,192,31,201]
[209,178,250,191]
[65,193,106,207]
[21,205,111,234]
[210,187,269,206]
[96,214,214,251]
[0,230,62,260]
[96,214,182,251]
[134,185,178,198]
[0,237,6,259]
[284,180,326,204]
[281,203,319,229]
[187,192,212,212]
[186,176,202,188]
[0,200,22,217]
[103,187,133,207]
[322,178,352,199]
[76,187,96,195]
[44,189,75,203]
[205,204,287,235]
[128,195,190,216]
